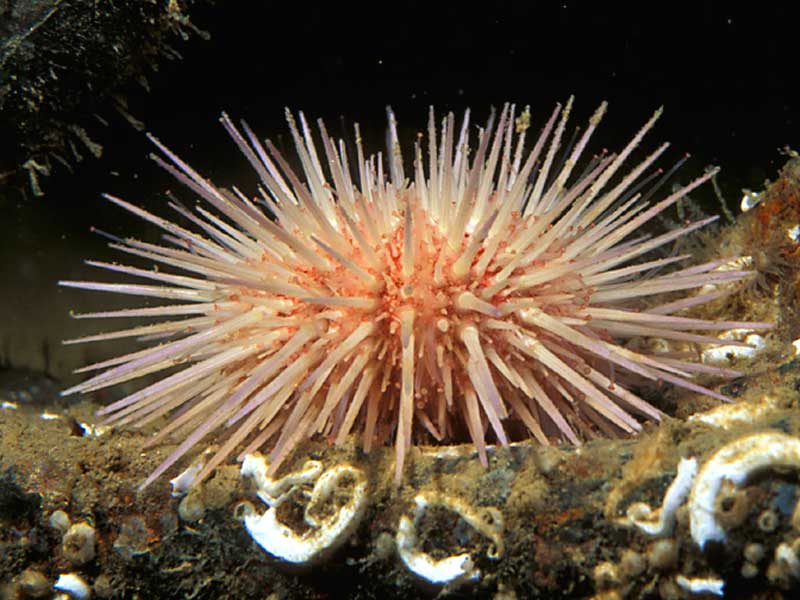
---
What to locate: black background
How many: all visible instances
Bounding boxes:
[38,1,798,226]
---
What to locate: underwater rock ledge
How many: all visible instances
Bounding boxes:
[6,401,800,599]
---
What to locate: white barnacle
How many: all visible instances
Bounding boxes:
[698,257,755,295]
[169,448,215,497]
[701,328,765,365]
[240,455,367,565]
[689,432,800,549]
[53,573,91,600]
[396,491,504,587]
[78,422,109,438]
[675,574,725,596]
[774,542,800,579]
[62,522,97,566]
[740,190,762,212]
[622,457,697,537]
[688,395,784,430]
[170,460,205,497]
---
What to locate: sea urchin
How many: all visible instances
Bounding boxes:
[60,99,768,489]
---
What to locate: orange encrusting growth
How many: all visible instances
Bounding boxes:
[60,100,769,489]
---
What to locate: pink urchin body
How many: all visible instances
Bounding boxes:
[61,99,769,488]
